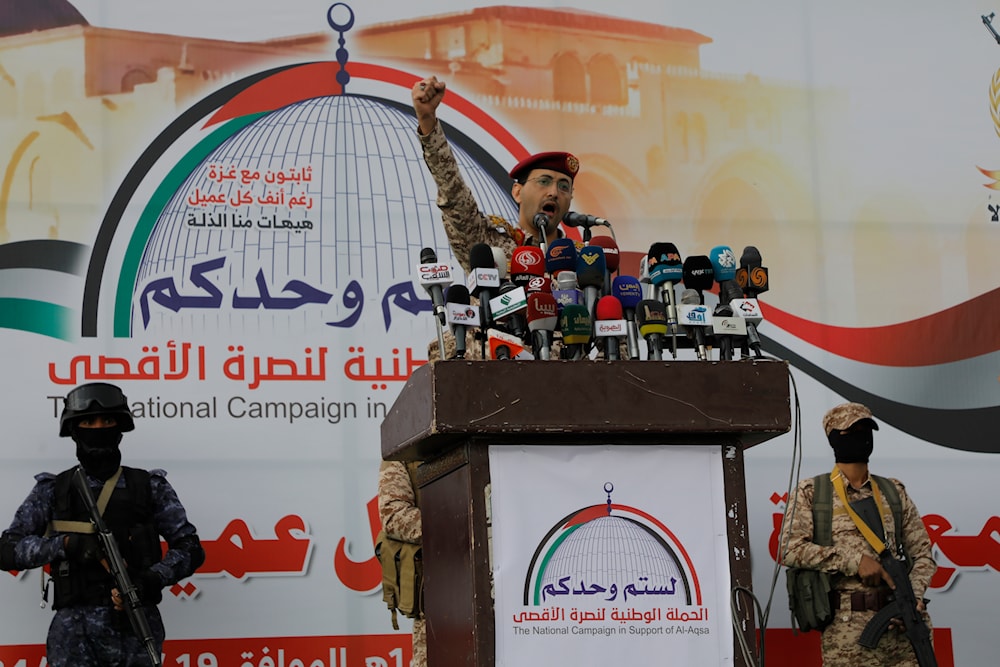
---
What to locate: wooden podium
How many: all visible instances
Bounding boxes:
[381,359,791,667]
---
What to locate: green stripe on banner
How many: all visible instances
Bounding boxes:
[532,523,582,606]
[113,112,267,338]
[0,298,76,341]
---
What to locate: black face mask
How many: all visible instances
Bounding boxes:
[71,426,123,480]
[828,428,874,463]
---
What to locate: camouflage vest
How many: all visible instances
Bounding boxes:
[374,462,423,629]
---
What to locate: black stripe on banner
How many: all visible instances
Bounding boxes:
[0,239,89,274]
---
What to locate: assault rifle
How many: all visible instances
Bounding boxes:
[858,550,937,667]
[72,467,162,667]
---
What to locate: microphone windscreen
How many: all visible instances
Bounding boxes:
[511,246,546,277]
[420,247,438,264]
[596,295,623,320]
[588,236,620,271]
[575,246,606,289]
[682,255,715,292]
[680,288,701,306]
[545,238,578,276]
[611,275,642,310]
[491,246,509,279]
[719,279,744,304]
[446,284,471,305]
[559,304,592,344]
[709,245,737,282]
[647,242,683,284]
[526,292,558,331]
[561,211,583,227]
[740,245,762,269]
[470,243,496,270]
[525,275,551,294]
[636,299,669,336]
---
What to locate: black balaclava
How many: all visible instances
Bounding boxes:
[71,424,123,480]
[827,427,874,464]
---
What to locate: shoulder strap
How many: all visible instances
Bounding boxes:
[811,473,833,547]
[871,474,903,550]
[48,467,123,535]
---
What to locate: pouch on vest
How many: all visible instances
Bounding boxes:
[786,567,833,632]
[375,529,423,630]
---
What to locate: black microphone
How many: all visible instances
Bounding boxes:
[533,212,552,253]
[720,279,762,358]
[417,247,451,324]
[737,245,769,298]
[468,243,500,328]
[563,211,611,228]
[444,284,474,360]
[496,282,528,341]
[681,255,715,303]
[636,299,668,361]
[679,288,710,360]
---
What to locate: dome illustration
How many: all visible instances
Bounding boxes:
[539,514,692,604]
[0,0,89,38]
[134,92,519,335]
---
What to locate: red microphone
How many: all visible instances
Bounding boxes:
[526,292,559,360]
[595,294,625,360]
[511,245,546,289]
[588,235,620,272]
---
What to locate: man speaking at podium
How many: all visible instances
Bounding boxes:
[377,75,590,667]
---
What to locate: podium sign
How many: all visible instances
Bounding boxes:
[491,444,733,665]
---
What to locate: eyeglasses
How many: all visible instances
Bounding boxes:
[525,175,573,195]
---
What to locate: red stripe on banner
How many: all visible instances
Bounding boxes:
[760,627,954,666]
[757,288,1000,367]
[0,634,411,666]
[204,62,530,161]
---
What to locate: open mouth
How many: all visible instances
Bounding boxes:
[540,202,558,217]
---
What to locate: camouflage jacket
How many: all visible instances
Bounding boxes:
[780,468,936,599]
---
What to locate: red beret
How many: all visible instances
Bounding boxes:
[509,151,580,183]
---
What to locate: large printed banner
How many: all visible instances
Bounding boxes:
[489,445,732,665]
[2,0,998,664]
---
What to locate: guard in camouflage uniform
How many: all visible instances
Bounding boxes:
[780,402,936,666]
[0,382,205,666]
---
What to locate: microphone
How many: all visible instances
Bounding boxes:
[646,242,683,357]
[468,243,501,326]
[719,279,763,358]
[588,235,619,295]
[709,245,738,284]
[545,238,578,279]
[711,301,743,361]
[563,211,611,229]
[679,288,711,360]
[524,275,551,295]
[552,270,583,312]
[487,328,532,360]
[611,275,643,360]
[526,292,558,360]
[636,299,669,361]
[558,304,592,360]
[489,282,528,341]
[492,246,510,281]
[576,245,606,325]
[737,245,769,298]
[417,247,452,325]
[681,255,715,303]
[444,285,478,360]
[510,245,546,289]
[534,212,552,254]
[594,295,625,360]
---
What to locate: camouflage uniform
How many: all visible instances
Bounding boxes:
[781,469,936,666]
[1,467,203,666]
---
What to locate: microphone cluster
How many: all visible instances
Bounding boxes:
[414,222,770,362]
